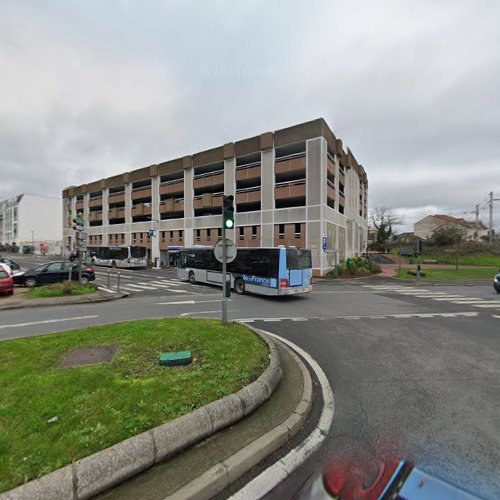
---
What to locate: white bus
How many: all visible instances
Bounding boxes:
[177,246,313,296]
[87,246,147,268]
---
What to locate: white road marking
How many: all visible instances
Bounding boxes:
[119,286,141,292]
[150,280,182,286]
[0,315,98,330]
[120,283,158,290]
[493,315,500,319]
[181,310,225,317]
[451,300,494,304]
[431,296,467,300]
[156,300,195,305]
[98,286,115,294]
[230,329,334,500]
[471,304,500,309]
[155,299,221,306]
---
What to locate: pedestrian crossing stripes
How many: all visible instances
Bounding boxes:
[362,285,500,313]
[94,275,199,295]
[239,311,480,323]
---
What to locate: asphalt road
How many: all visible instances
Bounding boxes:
[1,264,499,499]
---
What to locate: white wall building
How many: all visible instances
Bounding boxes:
[0,194,62,254]
[414,214,489,241]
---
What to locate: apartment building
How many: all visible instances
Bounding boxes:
[62,118,368,276]
[0,193,62,254]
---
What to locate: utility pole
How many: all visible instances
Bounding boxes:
[475,204,479,224]
[488,192,500,243]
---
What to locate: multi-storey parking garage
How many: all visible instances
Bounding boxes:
[63,118,368,276]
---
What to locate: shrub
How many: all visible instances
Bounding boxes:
[325,257,381,278]
[62,280,74,295]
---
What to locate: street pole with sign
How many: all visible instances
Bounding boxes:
[221,195,235,324]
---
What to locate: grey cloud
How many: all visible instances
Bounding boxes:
[0,0,499,229]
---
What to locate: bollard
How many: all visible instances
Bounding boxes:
[117,271,121,292]
[107,270,110,289]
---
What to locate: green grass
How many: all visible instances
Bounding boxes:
[394,267,497,280]
[25,282,97,299]
[402,252,500,267]
[0,318,268,493]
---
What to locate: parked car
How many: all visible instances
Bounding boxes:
[0,267,14,296]
[494,270,500,293]
[297,458,480,499]
[13,261,95,287]
[0,257,21,272]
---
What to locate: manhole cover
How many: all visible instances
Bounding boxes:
[60,344,119,367]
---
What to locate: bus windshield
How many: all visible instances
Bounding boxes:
[130,246,147,258]
[286,249,312,269]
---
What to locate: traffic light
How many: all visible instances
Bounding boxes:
[72,214,84,231]
[223,195,234,230]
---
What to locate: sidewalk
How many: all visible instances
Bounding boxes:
[97,338,312,500]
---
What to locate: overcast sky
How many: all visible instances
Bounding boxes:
[1,0,499,231]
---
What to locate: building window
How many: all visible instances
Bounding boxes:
[252,225,257,240]
[179,230,183,241]
[294,223,301,238]
[161,231,166,242]
[279,224,285,239]
[239,227,245,240]
[217,228,222,240]
[207,229,211,241]
[196,229,201,242]
[169,230,174,242]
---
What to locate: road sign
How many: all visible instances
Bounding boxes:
[322,235,328,251]
[148,229,156,237]
[214,238,237,263]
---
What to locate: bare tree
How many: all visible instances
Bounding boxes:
[370,206,404,246]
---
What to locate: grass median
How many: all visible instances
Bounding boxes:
[394,267,497,280]
[25,282,98,299]
[0,318,269,493]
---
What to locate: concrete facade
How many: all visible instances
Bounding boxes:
[0,194,62,254]
[414,214,489,241]
[63,119,369,276]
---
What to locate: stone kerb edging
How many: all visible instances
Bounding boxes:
[0,328,282,500]
[0,291,129,311]
[166,325,314,500]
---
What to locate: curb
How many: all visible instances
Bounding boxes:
[165,324,313,500]
[0,291,129,311]
[0,327,282,500]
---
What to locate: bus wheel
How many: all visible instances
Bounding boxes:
[234,278,245,295]
[188,272,196,284]
[111,261,116,269]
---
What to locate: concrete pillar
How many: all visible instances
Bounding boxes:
[83,192,90,231]
[151,175,160,264]
[306,137,327,275]
[124,184,132,246]
[183,156,194,247]
[260,148,274,247]
[101,188,109,246]
[224,152,236,243]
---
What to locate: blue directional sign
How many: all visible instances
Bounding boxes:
[322,235,328,251]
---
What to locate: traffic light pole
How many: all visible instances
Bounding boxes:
[222,223,228,324]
